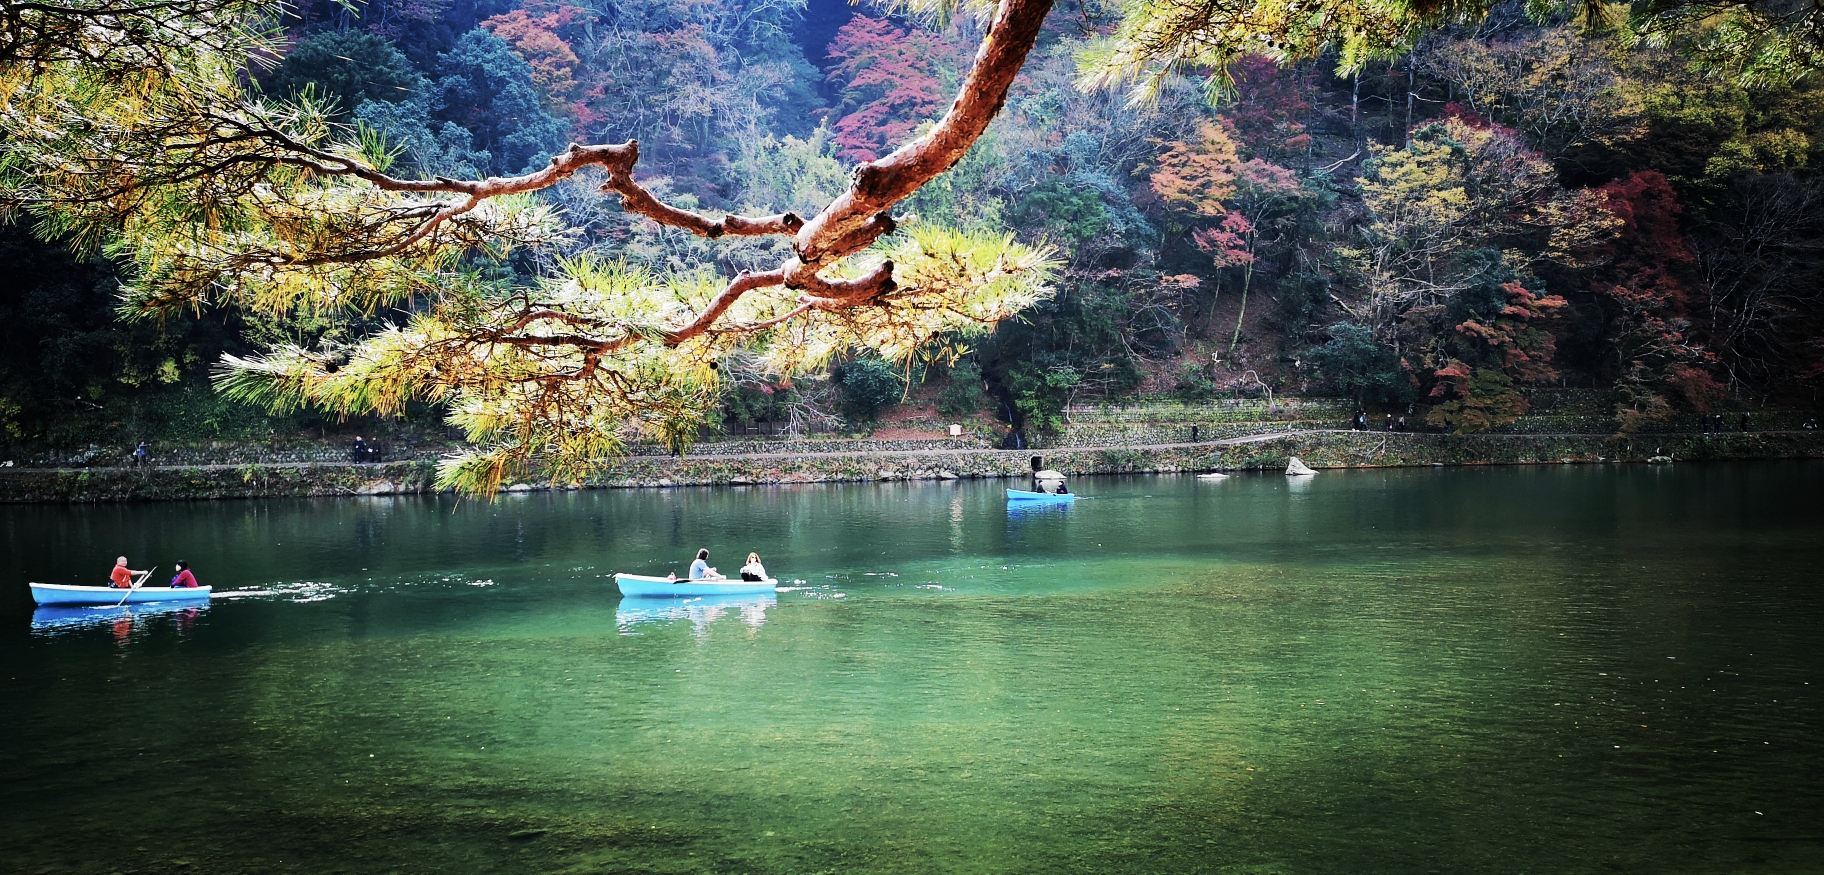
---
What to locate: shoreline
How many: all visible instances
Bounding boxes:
[2,429,1820,502]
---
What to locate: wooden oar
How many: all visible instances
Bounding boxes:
[113,566,156,608]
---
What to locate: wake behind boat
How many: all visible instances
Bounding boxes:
[614,573,776,597]
[30,583,212,606]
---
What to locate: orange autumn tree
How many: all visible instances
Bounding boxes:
[1149,118,1306,349]
[481,0,588,118]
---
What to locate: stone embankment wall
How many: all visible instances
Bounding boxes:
[0,461,439,502]
[576,430,1824,487]
[5,430,1821,502]
[6,440,455,469]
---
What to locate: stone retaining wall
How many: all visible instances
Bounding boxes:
[1064,397,1352,423]
[5,441,454,469]
[6,431,1820,502]
[578,431,1824,488]
[1036,420,1349,448]
[0,461,439,502]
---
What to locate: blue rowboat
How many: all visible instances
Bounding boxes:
[29,583,213,606]
[614,573,776,597]
[1007,488,1075,504]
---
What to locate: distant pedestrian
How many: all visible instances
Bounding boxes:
[133,441,149,468]
[1353,412,1366,431]
[1739,412,1750,433]
[1385,415,1394,432]
[350,436,367,463]
[1396,416,1407,432]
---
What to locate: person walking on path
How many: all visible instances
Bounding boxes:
[133,441,149,468]
[350,436,367,463]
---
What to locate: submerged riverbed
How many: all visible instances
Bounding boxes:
[2,464,1821,873]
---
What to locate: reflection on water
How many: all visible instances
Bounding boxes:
[614,593,777,634]
[31,602,207,638]
[1003,499,1073,518]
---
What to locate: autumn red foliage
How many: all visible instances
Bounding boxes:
[1423,282,1568,431]
[1226,56,1313,164]
[1592,171,1725,425]
[825,16,965,163]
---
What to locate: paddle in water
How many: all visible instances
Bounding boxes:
[113,566,156,608]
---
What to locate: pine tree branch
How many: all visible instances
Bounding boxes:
[794,0,1055,267]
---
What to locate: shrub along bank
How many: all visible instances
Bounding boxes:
[3,430,1821,501]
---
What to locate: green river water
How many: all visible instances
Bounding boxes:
[1,464,1821,874]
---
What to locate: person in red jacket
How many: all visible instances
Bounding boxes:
[109,556,145,588]
[169,561,199,588]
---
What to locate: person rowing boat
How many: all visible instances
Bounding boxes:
[109,556,147,588]
[689,548,725,580]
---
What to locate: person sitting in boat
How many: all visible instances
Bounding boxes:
[169,561,199,588]
[689,548,725,580]
[740,553,768,582]
[1054,482,1069,495]
[109,556,145,588]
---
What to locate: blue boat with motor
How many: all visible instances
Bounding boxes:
[614,572,777,597]
[29,582,213,606]
[1006,488,1075,504]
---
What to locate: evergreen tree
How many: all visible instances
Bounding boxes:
[433,28,569,175]
[264,31,426,120]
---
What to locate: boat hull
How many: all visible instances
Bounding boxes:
[1006,488,1075,503]
[30,583,213,606]
[614,573,777,597]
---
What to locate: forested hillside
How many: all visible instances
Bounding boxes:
[4,0,1822,450]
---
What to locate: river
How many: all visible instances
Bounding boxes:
[2,463,1820,873]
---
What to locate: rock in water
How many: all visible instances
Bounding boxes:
[1285,457,1317,476]
[1196,472,1229,481]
